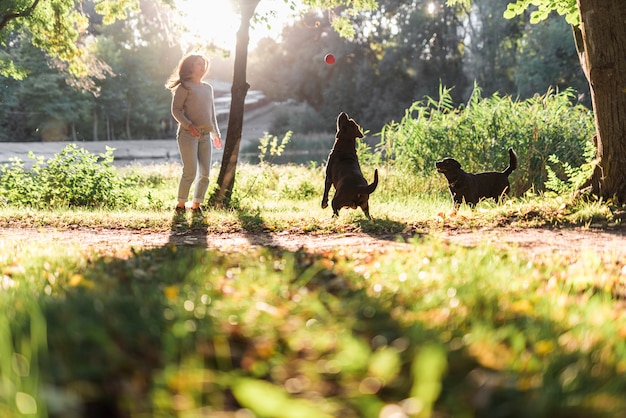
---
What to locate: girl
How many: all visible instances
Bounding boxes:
[166,54,222,215]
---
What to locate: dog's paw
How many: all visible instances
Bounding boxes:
[321,201,328,209]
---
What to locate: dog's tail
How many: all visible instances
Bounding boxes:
[503,148,518,176]
[361,169,378,194]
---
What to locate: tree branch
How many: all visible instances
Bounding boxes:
[0,0,42,32]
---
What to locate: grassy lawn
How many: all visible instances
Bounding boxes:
[1,161,626,417]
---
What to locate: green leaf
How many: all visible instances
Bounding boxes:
[503,8,517,19]
[232,378,333,418]
[368,346,402,382]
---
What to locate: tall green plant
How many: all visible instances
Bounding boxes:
[378,85,594,193]
[257,131,293,164]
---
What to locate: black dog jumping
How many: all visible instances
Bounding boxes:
[322,112,378,218]
[436,147,517,207]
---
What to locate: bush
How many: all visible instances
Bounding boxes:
[0,144,135,209]
[378,85,595,194]
[0,157,42,207]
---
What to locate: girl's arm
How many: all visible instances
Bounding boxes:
[208,85,221,139]
[171,86,192,129]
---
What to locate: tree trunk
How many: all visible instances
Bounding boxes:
[126,98,132,139]
[106,113,112,141]
[576,0,626,203]
[211,0,260,206]
[93,108,99,141]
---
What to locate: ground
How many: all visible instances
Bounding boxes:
[3,226,626,258]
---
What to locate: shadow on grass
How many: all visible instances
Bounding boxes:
[30,239,626,418]
[356,214,424,244]
[235,205,278,247]
[167,207,209,248]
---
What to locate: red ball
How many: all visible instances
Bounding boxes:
[324,53,336,65]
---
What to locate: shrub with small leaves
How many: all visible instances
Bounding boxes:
[0,144,135,209]
[0,157,44,207]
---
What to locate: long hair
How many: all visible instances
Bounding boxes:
[165,54,209,90]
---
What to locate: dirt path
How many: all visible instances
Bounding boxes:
[3,226,626,257]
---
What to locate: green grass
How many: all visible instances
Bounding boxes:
[0,160,620,233]
[1,162,626,417]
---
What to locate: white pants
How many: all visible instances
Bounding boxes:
[176,129,212,204]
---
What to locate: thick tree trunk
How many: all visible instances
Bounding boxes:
[576,0,626,203]
[212,0,260,206]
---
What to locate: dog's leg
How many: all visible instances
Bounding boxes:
[330,195,343,217]
[331,200,340,217]
[497,183,511,202]
[321,175,332,209]
[361,203,371,219]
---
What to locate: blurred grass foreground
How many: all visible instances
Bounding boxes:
[2,234,626,417]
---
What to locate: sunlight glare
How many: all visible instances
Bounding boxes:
[175,0,305,52]
[176,1,240,51]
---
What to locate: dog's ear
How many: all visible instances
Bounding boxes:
[337,112,349,130]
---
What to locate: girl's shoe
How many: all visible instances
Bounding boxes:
[191,207,203,216]
[175,206,186,215]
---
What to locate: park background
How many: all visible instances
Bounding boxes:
[0,0,589,153]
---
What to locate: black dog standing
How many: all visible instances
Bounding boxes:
[322,112,378,218]
[436,147,518,207]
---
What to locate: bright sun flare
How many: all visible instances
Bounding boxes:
[175,0,302,52]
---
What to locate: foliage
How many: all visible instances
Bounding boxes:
[378,85,595,193]
[0,0,179,141]
[446,0,579,25]
[0,37,96,142]
[0,0,141,77]
[0,144,135,208]
[2,0,589,142]
[302,0,379,37]
[502,0,579,25]
[249,0,589,135]
[250,0,471,132]
[545,139,597,195]
[257,131,293,164]
[2,220,626,416]
[513,15,588,102]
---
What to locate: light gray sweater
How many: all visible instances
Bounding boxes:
[171,81,221,138]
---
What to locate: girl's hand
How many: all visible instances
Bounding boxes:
[212,136,222,149]
[188,125,200,137]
